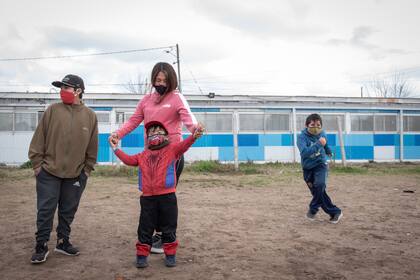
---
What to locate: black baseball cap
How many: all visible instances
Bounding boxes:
[52,74,85,91]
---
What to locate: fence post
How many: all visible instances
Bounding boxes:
[337,116,347,167]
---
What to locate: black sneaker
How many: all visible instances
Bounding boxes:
[165,255,176,267]
[151,233,164,254]
[54,238,80,256]
[329,212,343,224]
[31,242,49,264]
[136,255,148,268]
[306,210,317,221]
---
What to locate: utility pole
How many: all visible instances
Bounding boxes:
[176,44,181,92]
[361,86,363,98]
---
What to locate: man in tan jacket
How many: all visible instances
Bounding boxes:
[28,74,98,264]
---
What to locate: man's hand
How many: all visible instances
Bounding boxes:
[108,132,119,146]
[319,137,327,146]
[34,166,42,176]
[193,123,205,139]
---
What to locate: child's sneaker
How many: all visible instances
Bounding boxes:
[136,255,148,268]
[329,212,343,224]
[31,242,49,264]
[306,210,317,221]
[151,233,164,254]
[54,238,80,256]
[165,255,176,267]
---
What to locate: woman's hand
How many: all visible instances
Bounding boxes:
[193,123,205,139]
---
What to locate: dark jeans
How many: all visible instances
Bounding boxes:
[303,164,341,217]
[35,168,87,243]
[138,193,178,246]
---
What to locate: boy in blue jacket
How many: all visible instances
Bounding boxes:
[297,114,342,224]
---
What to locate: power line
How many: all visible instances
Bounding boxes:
[0,46,174,62]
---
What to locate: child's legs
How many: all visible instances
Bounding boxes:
[313,165,341,216]
[303,168,320,214]
[157,193,178,255]
[137,196,158,256]
[155,155,184,234]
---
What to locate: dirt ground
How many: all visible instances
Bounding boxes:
[0,164,419,280]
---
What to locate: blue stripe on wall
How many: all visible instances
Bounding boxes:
[326,134,336,146]
[239,147,265,161]
[189,134,234,147]
[122,133,144,147]
[238,134,259,146]
[403,135,420,146]
[219,147,234,161]
[374,134,399,146]
[92,107,113,111]
[281,134,293,146]
[404,146,420,159]
[191,108,220,112]
[343,134,374,146]
[332,146,374,160]
[259,134,282,146]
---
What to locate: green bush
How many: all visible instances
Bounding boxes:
[19,160,32,169]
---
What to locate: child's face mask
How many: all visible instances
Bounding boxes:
[147,134,167,146]
[308,127,322,135]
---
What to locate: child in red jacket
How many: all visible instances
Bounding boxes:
[110,121,204,268]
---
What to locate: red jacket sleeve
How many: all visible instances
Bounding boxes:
[172,135,195,159]
[114,149,139,166]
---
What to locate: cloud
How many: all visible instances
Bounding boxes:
[327,25,409,59]
[191,0,326,40]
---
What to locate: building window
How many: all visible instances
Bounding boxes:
[96,112,110,124]
[265,113,289,131]
[239,114,264,131]
[404,115,420,132]
[15,112,37,131]
[374,115,397,132]
[116,112,125,124]
[0,112,13,131]
[196,113,232,132]
[296,114,344,132]
[351,115,374,132]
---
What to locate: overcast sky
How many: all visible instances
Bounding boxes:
[1,0,420,97]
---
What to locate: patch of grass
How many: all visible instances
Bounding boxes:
[330,165,368,174]
[93,165,137,177]
[19,160,32,169]
[186,161,234,173]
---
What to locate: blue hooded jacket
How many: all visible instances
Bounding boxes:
[297,128,332,170]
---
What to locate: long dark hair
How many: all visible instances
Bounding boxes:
[151,62,178,94]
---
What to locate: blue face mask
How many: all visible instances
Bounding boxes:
[154,85,167,95]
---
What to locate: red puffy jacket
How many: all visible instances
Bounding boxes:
[114,136,195,196]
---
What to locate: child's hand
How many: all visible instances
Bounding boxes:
[109,136,118,149]
[108,132,119,146]
[319,137,327,146]
[193,123,205,139]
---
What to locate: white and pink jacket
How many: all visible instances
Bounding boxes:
[116,90,198,147]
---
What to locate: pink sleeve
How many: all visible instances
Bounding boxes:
[177,94,198,133]
[115,96,146,139]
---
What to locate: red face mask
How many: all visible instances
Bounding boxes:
[60,89,75,104]
[147,134,166,147]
